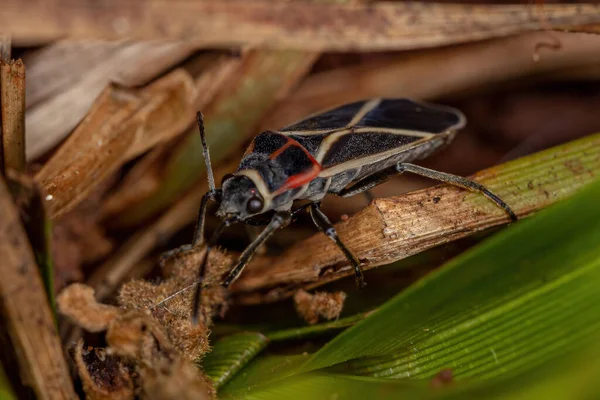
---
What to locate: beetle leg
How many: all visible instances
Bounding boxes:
[339,163,517,222]
[308,203,366,289]
[192,189,223,247]
[394,163,517,221]
[221,211,292,288]
[191,216,236,324]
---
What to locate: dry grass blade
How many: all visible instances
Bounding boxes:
[263,32,600,130]
[35,68,196,218]
[109,49,318,227]
[3,1,600,51]
[24,40,199,160]
[101,51,243,218]
[1,59,25,173]
[0,175,76,399]
[232,133,600,304]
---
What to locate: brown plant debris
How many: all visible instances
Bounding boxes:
[0,174,76,399]
[108,49,317,228]
[58,270,223,399]
[24,40,200,160]
[52,177,115,293]
[294,289,347,325]
[118,246,231,360]
[35,68,196,218]
[57,284,120,333]
[263,32,600,132]
[1,59,26,173]
[106,313,215,400]
[73,340,134,400]
[3,1,600,51]
[60,244,231,363]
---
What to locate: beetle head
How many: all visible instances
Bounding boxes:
[217,175,265,220]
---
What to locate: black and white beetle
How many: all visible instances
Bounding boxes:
[185,98,517,323]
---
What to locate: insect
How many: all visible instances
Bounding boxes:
[186,98,517,323]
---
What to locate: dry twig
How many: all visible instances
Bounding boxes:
[0,175,76,399]
[1,59,25,173]
[3,1,600,50]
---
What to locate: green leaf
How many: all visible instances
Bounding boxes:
[221,354,310,398]
[206,312,369,391]
[202,332,269,389]
[225,337,600,400]
[300,176,600,375]
[266,312,370,342]
[221,175,600,397]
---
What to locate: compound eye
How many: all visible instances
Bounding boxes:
[246,195,264,214]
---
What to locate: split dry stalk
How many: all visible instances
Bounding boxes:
[1,59,25,173]
[0,34,9,175]
[0,175,76,399]
[100,51,244,218]
[2,1,600,50]
[24,40,201,160]
[35,68,197,218]
[231,132,600,304]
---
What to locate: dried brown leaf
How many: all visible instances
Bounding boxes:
[52,176,115,292]
[25,40,199,159]
[35,68,196,218]
[101,52,242,218]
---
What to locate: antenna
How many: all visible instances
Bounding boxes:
[197,112,216,192]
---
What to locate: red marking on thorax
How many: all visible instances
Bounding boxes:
[271,137,322,195]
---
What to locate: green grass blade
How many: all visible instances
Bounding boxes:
[299,177,600,374]
[202,332,269,389]
[266,312,370,342]
[221,176,600,397]
[226,336,600,400]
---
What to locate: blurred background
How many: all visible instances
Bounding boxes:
[2,0,600,397]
